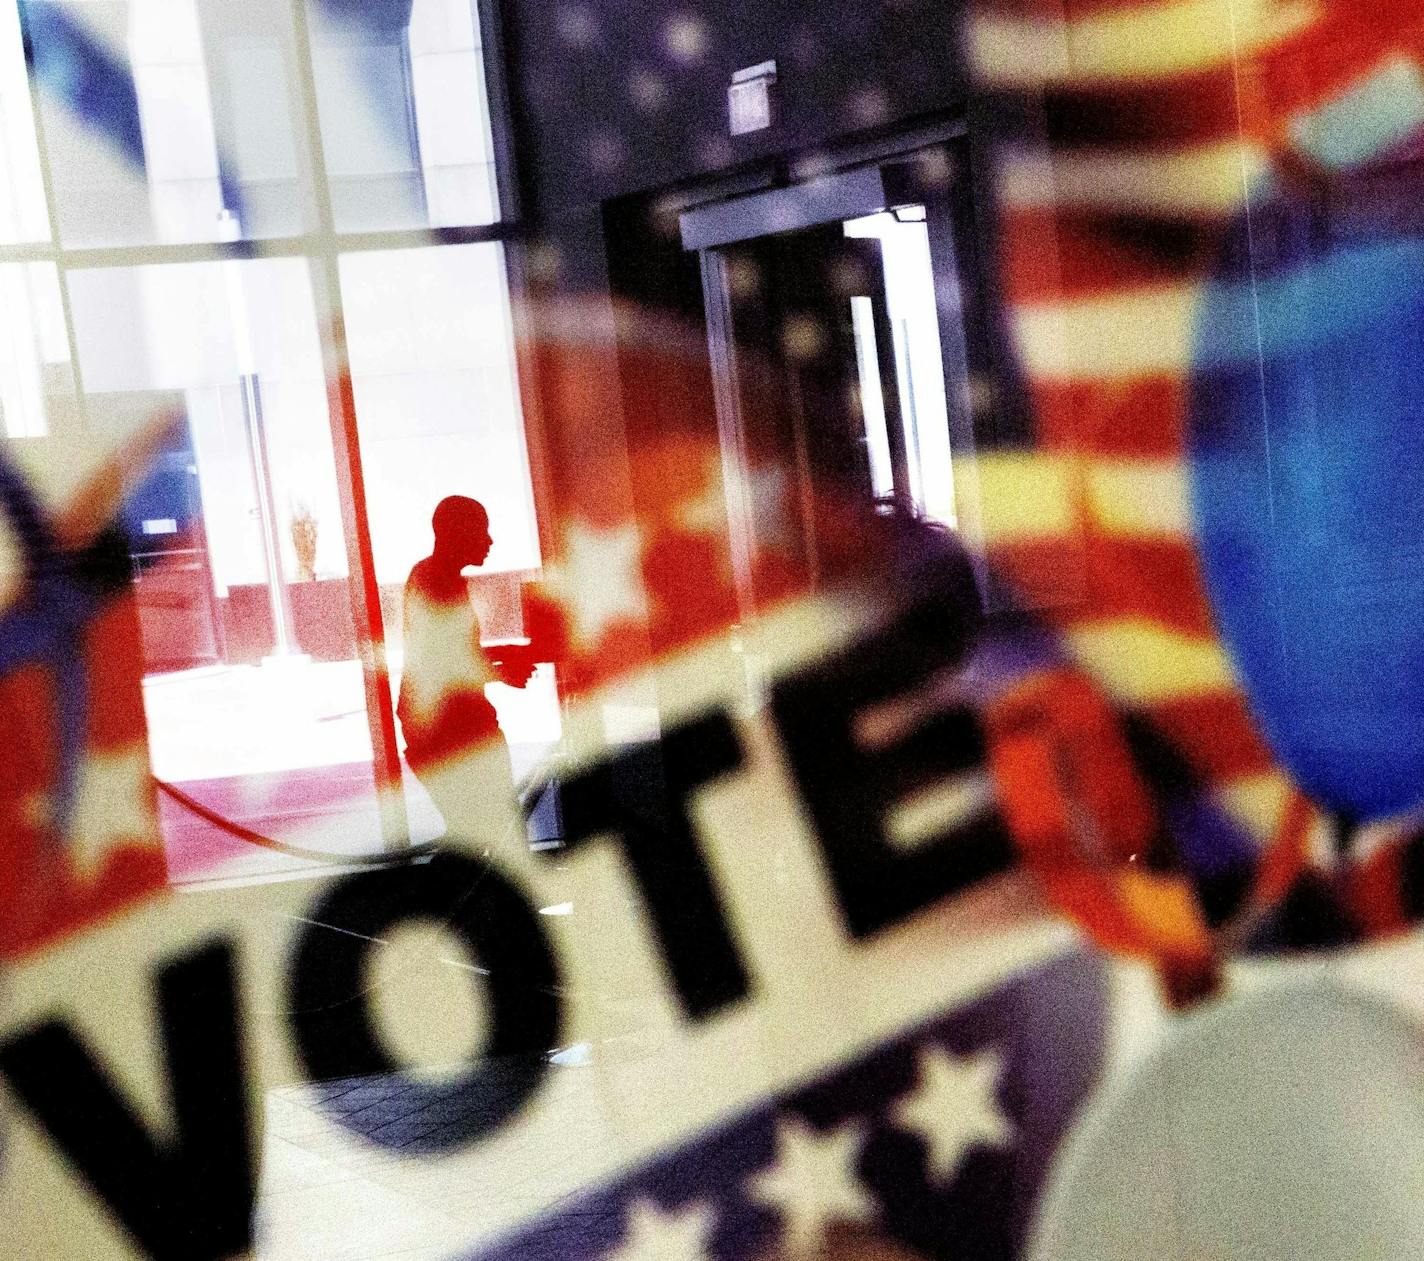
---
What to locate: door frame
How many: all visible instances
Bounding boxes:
[680,124,997,614]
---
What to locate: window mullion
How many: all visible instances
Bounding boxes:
[16,12,92,433]
[286,0,409,850]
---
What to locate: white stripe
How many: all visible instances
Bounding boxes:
[1087,460,1192,537]
[999,142,1267,216]
[1013,281,1199,381]
[1066,619,1239,702]
[971,0,1319,88]
[969,453,1192,541]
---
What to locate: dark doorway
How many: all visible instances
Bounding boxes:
[713,222,888,584]
[683,146,981,609]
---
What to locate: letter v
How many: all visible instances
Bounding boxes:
[0,940,254,1260]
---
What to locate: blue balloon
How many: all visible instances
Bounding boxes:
[1190,192,1424,821]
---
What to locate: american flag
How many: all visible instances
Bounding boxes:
[963,0,1424,956]
[462,952,1106,1261]
[3,0,1424,1254]
[0,425,172,958]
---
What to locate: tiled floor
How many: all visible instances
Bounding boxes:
[138,657,583,1256]
[255,1058,638,1261]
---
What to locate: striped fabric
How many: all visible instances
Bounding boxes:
[969,0,1424,963]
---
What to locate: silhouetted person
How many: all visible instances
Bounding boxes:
[397,495,535,849]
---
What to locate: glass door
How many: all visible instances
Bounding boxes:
[684,147,979,611]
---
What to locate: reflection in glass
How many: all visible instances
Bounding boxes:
[27,0,233,246]
[307,0,500,231]
[20,0,500,245]
[203,0,316,240]
[0,1,48,242]
[338,243,552,839]
[66,256,387,880]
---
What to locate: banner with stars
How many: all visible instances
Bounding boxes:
[10,0,1424,1256]
[465,953,1105,1261]
[960,0,1424,967]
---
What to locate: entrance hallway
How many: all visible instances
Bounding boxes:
[145,657,563,883]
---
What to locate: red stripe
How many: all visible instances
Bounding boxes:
[996,66,1243,151]
[991,536,1216,640]
[1253,10,1424,129]
[86,596,150,748]
[1031,374,1188,457]
[979,2,1424,147]
[1002,207,1222,303]
[1078,535,1215,639]
[1147,691,1276,784]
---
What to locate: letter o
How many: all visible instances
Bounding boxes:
[286,851,562,1153]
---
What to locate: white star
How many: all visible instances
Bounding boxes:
[750,1117,875,1251]
[679,456,800,585]
[64,746,159,882]
[894,1047,1014,1183]
[669,455,742,593]
[400,594,490,723]
[608,1198,714,1261]
[677,454,732,535]
[559,519,648,650]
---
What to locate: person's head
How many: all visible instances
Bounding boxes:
[431,495,492,568]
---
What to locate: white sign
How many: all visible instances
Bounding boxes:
[729,61,777,136]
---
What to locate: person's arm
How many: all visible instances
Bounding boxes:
[487,641,537,688]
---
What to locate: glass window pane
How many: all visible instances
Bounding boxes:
[0,262,87,534]
[340,243,536,579]
[22,0,503,246]
[338,243,550,840]
[25,0,316,246]
[0,263,71,437]
[0,2,49,241]
[308,0,499,232]
[203,0,317,240]
[66,256,389,881]
[25,0,151,246]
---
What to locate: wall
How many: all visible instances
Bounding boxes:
[492,0,989,569]
[499,0,969,220]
